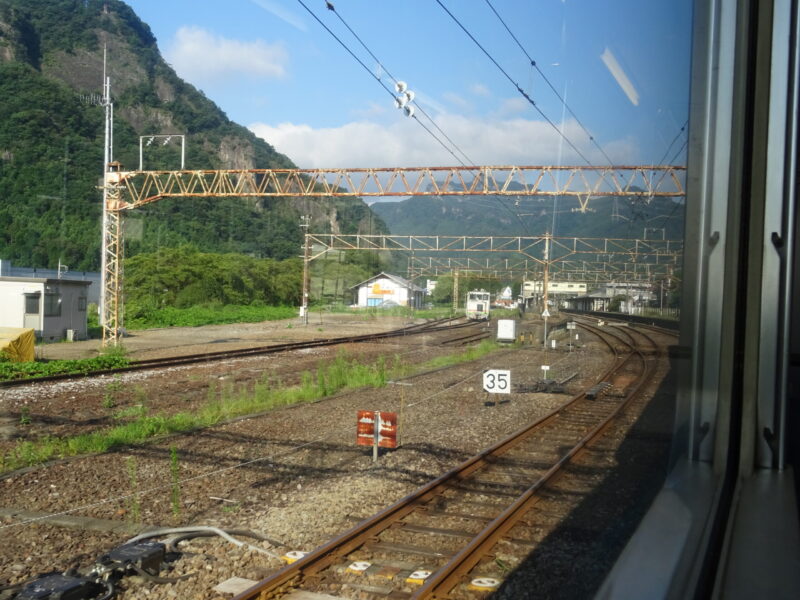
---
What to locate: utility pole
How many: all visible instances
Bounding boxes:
[300,215,310,325]
[100,49,110,329]
[452,269,460,313]
[542,231,551,348]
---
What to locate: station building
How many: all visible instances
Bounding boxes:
[565,282,656,313]
[351,272,426,309]
[0,276,91,342]
[520,280,588,308]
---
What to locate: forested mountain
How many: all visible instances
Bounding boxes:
[371,194,684,240]
[0,0,385,271]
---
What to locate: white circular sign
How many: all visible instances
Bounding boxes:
[471,577,501,589]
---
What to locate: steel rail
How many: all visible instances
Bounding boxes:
[0,318,466,388]
[414,323,656,597]
[231,322,644,600]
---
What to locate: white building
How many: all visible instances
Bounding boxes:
[0,259,101,304]
[0,277,91,342]
[522,281,588,297]
[351,272,426,309]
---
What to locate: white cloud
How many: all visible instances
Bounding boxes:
[495,97,530,118]
[249,114,636,169]
[165,26,288,87]
[470,83,492,97]
[442,92,472,112]
[351,101,389,120]
[250,0,307,31]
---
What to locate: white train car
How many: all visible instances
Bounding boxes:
[465,290,491,320]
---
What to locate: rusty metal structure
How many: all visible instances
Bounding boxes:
[304,232,682,262]
[306,233,681,314]
[405,256,679,282]
[100,165,685,345]
[108,164,684,208]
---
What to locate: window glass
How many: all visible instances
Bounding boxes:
[24,293,40,314]
[44,293,61,317]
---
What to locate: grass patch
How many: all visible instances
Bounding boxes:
[0,351,130,382]
[125,304,297,329]
[312,303,457,320]
[0,343,503,473]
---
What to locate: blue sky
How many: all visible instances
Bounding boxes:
[125,0,693,169]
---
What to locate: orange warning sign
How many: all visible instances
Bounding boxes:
[356,410,398,449]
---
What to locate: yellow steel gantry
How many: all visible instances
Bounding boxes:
[101,165,685,345]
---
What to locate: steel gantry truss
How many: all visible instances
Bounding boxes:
[101,165,685,345]
[307,233,682,310]
[305,233,682,265]
[404,256,680,283]
[111,165,684,208]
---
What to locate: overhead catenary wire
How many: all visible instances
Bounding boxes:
[435,0,595,167]
[648,137,689,228]
[483,0,619,169]
[293,0,469,168]
[632,121,689,234]
[655,119,689,168]
[314,1,532,236]
[324,1,477,168]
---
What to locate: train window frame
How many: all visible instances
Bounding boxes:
[598,0,800,598]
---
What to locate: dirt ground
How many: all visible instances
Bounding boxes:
[35,313,416,361]
[0,317,678,600]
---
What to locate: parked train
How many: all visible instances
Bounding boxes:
[465,290,491,320]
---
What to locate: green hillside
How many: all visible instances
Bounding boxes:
[0,0,385,271]
[371,194,684,240]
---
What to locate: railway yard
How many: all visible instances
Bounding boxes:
[0,313,677,600]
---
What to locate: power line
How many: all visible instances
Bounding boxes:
[314,1,532,236]
[322,1,476,167]
[307,1,548,237]
[435,0,595,166]
[655,119,689,166]
[294,0,470,167]
[295,0,393,98]
[483,0,617,168]
[643,123,689,228]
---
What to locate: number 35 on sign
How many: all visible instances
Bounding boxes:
[483,369,511,394]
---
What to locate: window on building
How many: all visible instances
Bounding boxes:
[44,293,61,317]
[24,293,40,314]
[78,297,87,311]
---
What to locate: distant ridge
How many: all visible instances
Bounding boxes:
[0,0,384,270]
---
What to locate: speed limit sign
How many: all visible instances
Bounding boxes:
[483,369,511,394]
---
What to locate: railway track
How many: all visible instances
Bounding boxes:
[0,318,484,388]
[230,319,664,599]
